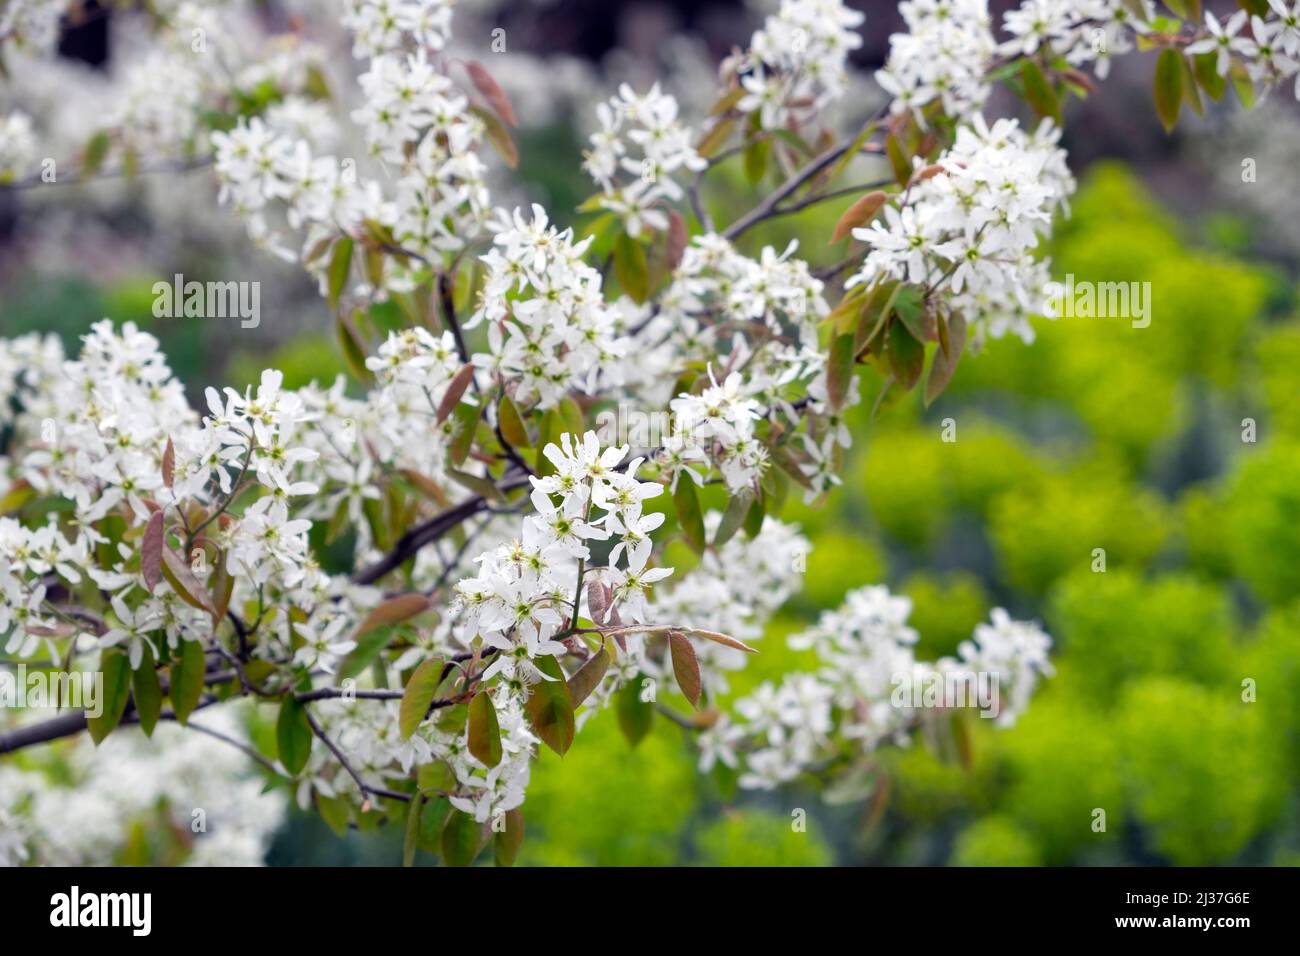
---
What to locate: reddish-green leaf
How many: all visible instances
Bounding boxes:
[668,630,702,708]
[141,510,164,593]
[465,60,517,127]
[524,656,575,755]
[831,190,888,243]
[493,808,525,867]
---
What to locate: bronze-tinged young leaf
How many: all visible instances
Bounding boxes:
[465,60,518,127]
[567,643,612,708]
[141,510,165,594]
[400,657,443,739]
[831,190,888,244]
[666,210,688,272]
[449,401,480,466]
[87,650,131,745]
[1154,47,1183,133]
[695,118,736,158]
[277,695,313,775]
[826,333,856,411]
[169,637,206,726]
[161,548,218,621]
[684,627,758,654]
[437,364,477,424]
[470,105,518,168]
[468,690,503,767]
[525,656,575,755]
[616,674,654,747]
[925,311,968,407]
[356,593,431,641]
[162,436,175,489]
[493,808,525,867]
[673,477,706,554]
[667,630,702,708]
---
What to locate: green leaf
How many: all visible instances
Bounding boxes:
[400,657,443,739]
[713,488,754,548]
[339,627,395,681]
[317,793,352,838]
[403,795,423,867]
[1193,52,1226,101]
[441,808,482,867]
[87,650,131,745]
[667,631,702,708]
[887,320,925,390]
[327,237,354,311]
[1154,47,1183,133]
[449,401,480,466]
[497,393,530,448]
[744,137,770,185]
[616,674,654,747]
[276,695,313,775]
[614,232,649,303]
[337,312,374,383]
[467,690,503,767]
[169,637,205,726]
[673,477,706,554]
[83,131,111,176]
[131,651,163,738]
[524,656,575,756]
[1021,60,1062,125]
[493,808,525,867]
[885,132,911,187]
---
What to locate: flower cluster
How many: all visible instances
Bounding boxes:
[214,3,491,290]
[0,706,284,866]
[1186,6,1300,93]
[1000,1,1151,79]
[877,0,996,121]
[700,585,1053,790]
[468,205,629,409]
[0,0,66,58]
[848,115,1074,344]
[583,83,705,237]
[342,0,455,59]
[737,0,865,128]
